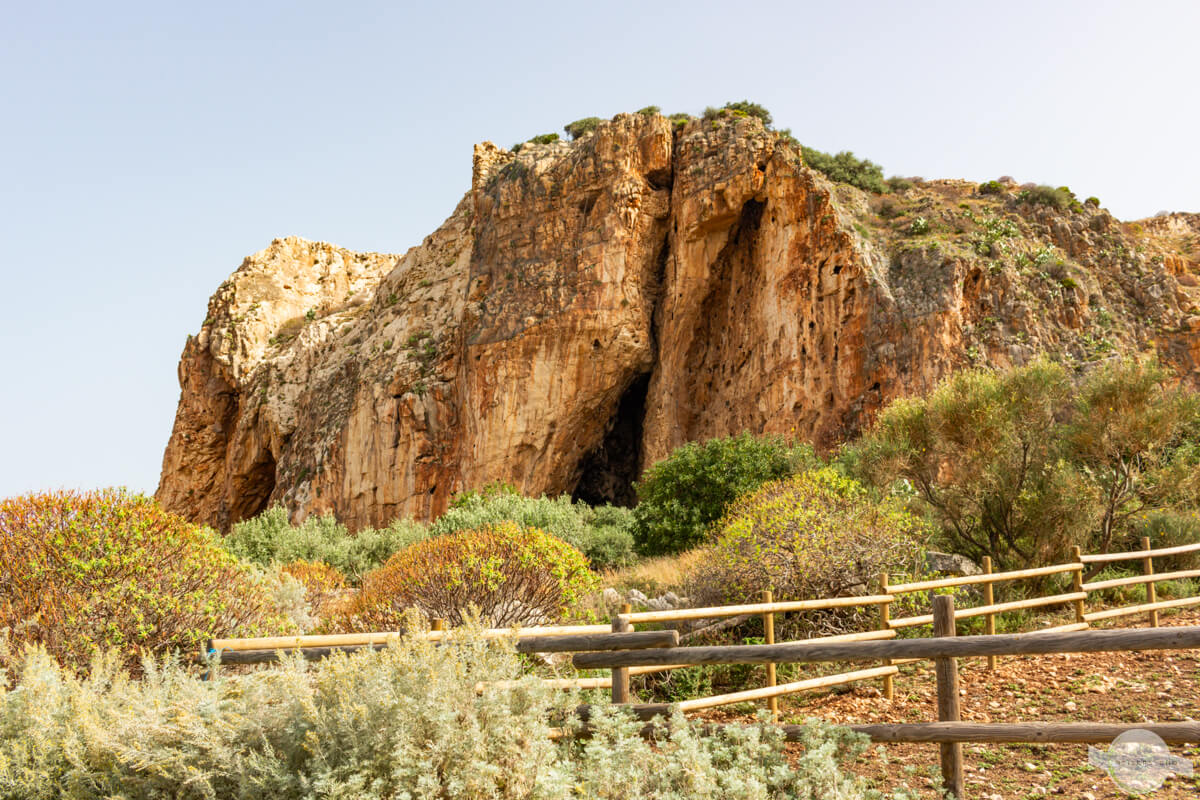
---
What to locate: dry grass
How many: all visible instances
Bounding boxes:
[600,548,708,596]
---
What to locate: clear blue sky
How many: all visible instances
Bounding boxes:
[2,0,1197,498]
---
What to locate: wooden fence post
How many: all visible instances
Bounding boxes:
[611,603,632,704]
[878,573,894,701]
[1141,536,1159,627]
[981,556,996,670]
[933,595,965,800]
[1070,547,1087,626]
[762,589,778,721]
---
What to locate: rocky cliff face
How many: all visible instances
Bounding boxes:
[157,113,1200,530]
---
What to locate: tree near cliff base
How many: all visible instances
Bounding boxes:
[335,522,599,630]
[0,489,293,672]
[1065,357,1200,558]
[631,432,820,556]
[847,357,1200,571]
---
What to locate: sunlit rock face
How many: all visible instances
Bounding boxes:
[157,113,1200,530]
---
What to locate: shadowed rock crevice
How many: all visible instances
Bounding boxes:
[571,372,650,507]
[228,447,276,527]
[679,197,765,438]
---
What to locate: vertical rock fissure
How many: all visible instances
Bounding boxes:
[678,198,765,438]
[569,142,676,508]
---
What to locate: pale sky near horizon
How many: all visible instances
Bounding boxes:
[1,0,1197,499]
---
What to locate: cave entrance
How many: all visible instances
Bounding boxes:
[228,447,277,526]
[572,373,650,507]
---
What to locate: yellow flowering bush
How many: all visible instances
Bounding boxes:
[689,469,928,633]
[336,521,600,629]
[0,489,293,673]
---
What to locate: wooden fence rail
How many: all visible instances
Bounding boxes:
[572,625,1200,669]
[209,536,1200,743]
[581,601,1200,800]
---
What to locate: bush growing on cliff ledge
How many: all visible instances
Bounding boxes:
[1018,184,1079,212]
[563,116,603,139]
[631,433,820,556]
[800,146,889,194]
[0,489,293,672]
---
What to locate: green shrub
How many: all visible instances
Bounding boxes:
[632,433,819,556]
[907,216,930,235]
[1087,566,1148,607]
[1065,357,1200,554]
[1123,510,1200,572]
[847,360,1092,570]
[1018,184,1075,211]
[530,132,560,145]
[886,176,913,192]
[668,112,692,129]
[0,489,292,672]
[635,105,661,116]
[800,146,889,194]
[0,627,892,799]
[720,100,772,125]
[848,357,1200,572]
[225,506,429,582]
[432,486,635,569]
[578,503,638,569]
[341,522,599,629]
[688,470,927,626]
[1086,196,1101,207]
[563,117,603,140]
[978,179,1007,195]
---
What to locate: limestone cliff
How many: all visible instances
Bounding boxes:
[157,112,1200,530]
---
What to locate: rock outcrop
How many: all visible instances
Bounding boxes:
[157,112,1200,530]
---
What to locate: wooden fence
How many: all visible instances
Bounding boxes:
[577,597,1200,799]
[208,537,1200,720]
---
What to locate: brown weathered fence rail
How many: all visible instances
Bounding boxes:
[582,598,1200,799]
[217,629,681,664]
[840,721,1200,744]
[572,625,1200,669]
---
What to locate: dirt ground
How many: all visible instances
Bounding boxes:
[699,608,1200,799]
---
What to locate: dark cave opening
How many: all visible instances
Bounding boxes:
[571,373,650,507]
[228,447,277,526]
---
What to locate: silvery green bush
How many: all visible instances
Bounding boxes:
[225,506,430,582]
[0,623,910,799]
[432,487,635,570]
